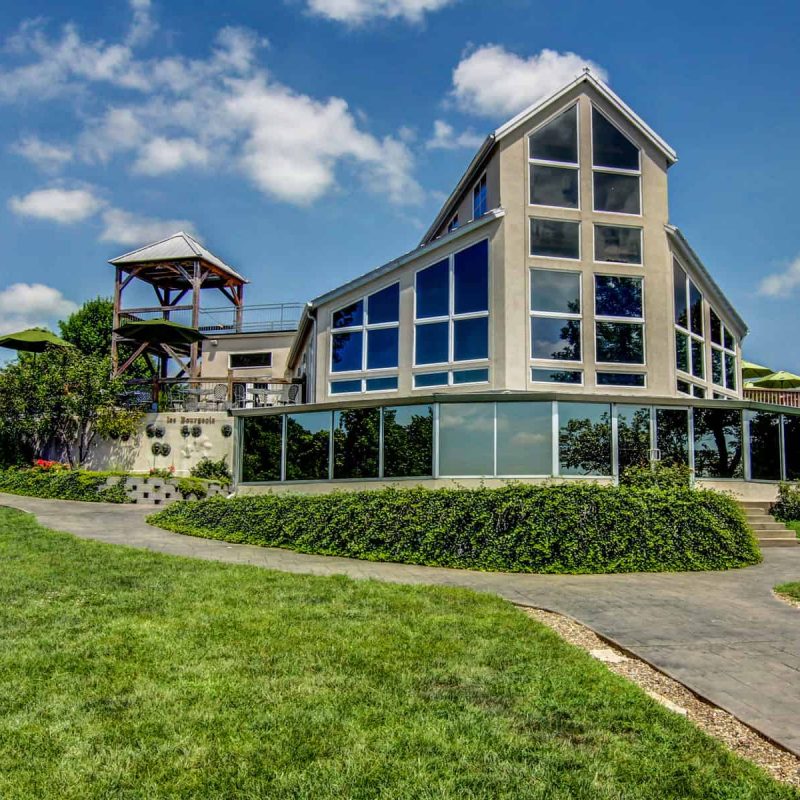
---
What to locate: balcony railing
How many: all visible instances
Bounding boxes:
[743,388,800,408]
[119,378,303,412]
[118,302,305,335]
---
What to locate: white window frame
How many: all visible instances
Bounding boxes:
[592,223,643,266]
[228,351,273,370]
[596,371,647,389]
[413,367,491,390]
[593,273,646,368]
[673,258,706,385]
[709,308,738,393]
[527,102,580,212]
[530,367,584,386]
[413,238,491,372]
[590,105,642,218]
[472,174,487,220]
[529,217,581,262]
[329,283,400,394]
[529,267,583,366]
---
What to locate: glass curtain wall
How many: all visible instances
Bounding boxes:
[240,401,795,485]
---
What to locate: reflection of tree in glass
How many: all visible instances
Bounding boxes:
[596,322,642,363]
[693,409,743,478]
[333,408,379,479]
[383,406,433,477]
[559,411,612,474]
[286,416,330,480]
[656,410,689,466]
[617,407,650,472]
[242,416,282,482]
[749,412,780,481]
[552,300,581,360]
[595,278,641,317]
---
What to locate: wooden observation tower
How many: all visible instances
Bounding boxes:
[109,232,248,381]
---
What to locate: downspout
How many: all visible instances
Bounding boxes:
[308,308,318,404]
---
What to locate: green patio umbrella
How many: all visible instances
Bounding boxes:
[742,360,773,380]
[0,327,71,353]
[114,319,206,345]
[748,371,800,390]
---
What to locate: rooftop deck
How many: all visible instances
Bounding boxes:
[743,388,800,409]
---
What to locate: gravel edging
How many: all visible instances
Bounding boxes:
[522,607,800,789]
[773,590,800,609]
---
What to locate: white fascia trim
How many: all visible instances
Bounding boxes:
[495,71,678,166]
[310,209,505,310]
[665,224,748,340]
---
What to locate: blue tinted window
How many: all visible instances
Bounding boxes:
[368,283,399,324]
[595,276,643,318]
[330,380,361,394]
[531,317,581,361]
[333,300,363,329]
[453,240,489,314]
[367,327,399,370]
[414,372,448,388]
[532,368,582,384]
[415,322,448,365]
[453,368,489,385]
[331,331,363,372]
[473,175,487,218]
[416,259,449,319]
[596,372,646,387]
[453,317,488,362]
[366,376,398,392]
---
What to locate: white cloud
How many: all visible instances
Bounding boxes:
[11,136,73,171]
[451,45,608,118]
[758,256,800,297]
[132,137,211,175]
[126,0,156,46]
[0,283,78,336]
[302,0,457,25]
[8,187,104,224]
[99,208,198,246]
[426,119,484,150]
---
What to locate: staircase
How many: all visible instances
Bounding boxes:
[739,502,799,548]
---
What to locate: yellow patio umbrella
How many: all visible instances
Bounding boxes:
[741,361,773,380]
[748,371,800,390]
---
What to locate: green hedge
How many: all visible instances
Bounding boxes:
[0,467,130,503]
[149,483,761,574]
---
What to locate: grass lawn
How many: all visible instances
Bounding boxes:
[0,508,795,799]
[775,582,800,603]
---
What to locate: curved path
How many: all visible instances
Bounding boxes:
[3,492,800,756]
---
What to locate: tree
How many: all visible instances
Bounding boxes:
[59,296,114,357]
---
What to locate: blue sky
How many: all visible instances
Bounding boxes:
[0,0,799,370]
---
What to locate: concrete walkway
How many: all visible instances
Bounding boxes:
[2,492,800,756]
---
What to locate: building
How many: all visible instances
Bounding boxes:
[110,70,800,495]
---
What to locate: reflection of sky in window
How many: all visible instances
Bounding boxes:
[439,403,494,476]
[497,403,552,475]
[532,317,580,360]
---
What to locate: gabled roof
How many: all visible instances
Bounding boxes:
[421,69,678,245]
[666,225,748,340]
[109,231,247,284]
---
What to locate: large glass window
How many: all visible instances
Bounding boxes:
[673,258,705,389]
[496,402,553,475]
[439,403,494,476]
[747,411,781,481]
[230,351,272,369]
[594,225,642,265]
[693,408,743,479]
[530,269,581,363]
[710,308,737,392]
[559,402,612,476]
[415,240,489,374]
[592,108,641,215]
[333,408,379,479]
[656,408,689,466]
[241,415,283,482]
[382,405,434,478]
[530,218,580,260]
[617,405,651,472]
[595,275,644,365]
[330,282,400,393]
[784,415,800,481]
[529,105,579,209]
[286,411,330,481]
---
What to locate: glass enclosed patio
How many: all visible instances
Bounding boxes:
[234,394,798,486]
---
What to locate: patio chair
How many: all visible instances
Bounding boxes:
[212,383,229,410]
[279,383,301,406]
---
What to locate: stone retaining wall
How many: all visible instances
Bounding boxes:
[101,477,229,506]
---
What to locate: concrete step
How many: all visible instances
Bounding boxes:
[754,528,795,538]
[740,502,773,512]
[759,538,800,548]
[747,521,792,532]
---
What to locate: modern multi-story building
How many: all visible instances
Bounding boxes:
[114,70,798,494]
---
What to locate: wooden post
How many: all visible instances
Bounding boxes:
[235,284,244,332]
[111,266,122,375]
[190,259,201,379]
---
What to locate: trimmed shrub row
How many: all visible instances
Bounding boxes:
[149,483,761,574]
[0,466,129,503]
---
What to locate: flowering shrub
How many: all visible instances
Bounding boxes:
[33,459,66,471]
[149,466,175,479]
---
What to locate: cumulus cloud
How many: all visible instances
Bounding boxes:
[426,119,484,150]
[10,136,73,171]
[758,256,800,297]
[451,45,608,118]
[8,187,104,224]
[1,14,421,207]
[126,0,157,46]
[302,0,457,25]
[0,283,78,336]
[99,208,198,246]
